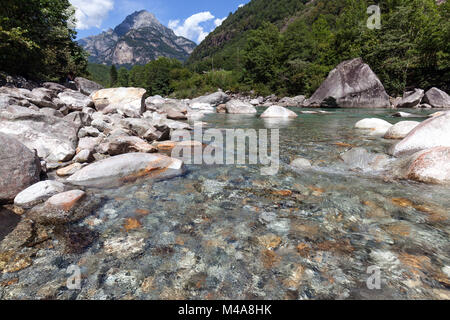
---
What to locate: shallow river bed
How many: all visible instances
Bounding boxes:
[1,108,449,300]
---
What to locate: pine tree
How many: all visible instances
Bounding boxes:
[109,65,118,87]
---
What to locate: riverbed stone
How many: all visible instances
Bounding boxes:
[98,136,156,156]
[56,163,83,177]
[0,133,41,203]
[74,77,103,96]
[73,149,93,163]
[390,112,450,157]
[225,100,257,114]
[91,88,146,118]
[57,90,94,111]
[422,87,450,108]
[261,105,298,118]
[354,118,393,136]
[398,89,424,108]
[290,158,312,169]
[67,153,185,188]
[384,121,420,139]
[0,106,79,163]
[13,181,65,208]
[340,148,390,171]
[403,147,450,184]
[190,91,229,106]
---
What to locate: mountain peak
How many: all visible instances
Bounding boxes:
[79,10,197,66]
[114,10,161,37]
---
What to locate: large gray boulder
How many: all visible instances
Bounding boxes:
[30,88,58,109]
[42,82,67,93]
[423,87,450,108]
[0,106,79,163]
[0,87,55,109]
[225,99,257,114]
[390,112,450,157]
[190,91,229,106]
[91,87,146,118]
[74,77,104,96]
[307,58,390,108]
[0,133,41,203]
[67,153,185,188]
[397,89,424,108]
[58,90,94,111]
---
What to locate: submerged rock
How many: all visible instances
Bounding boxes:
[384,121,420,139]
[67,153,185,188]
[307,58,390,108]
[290,158,312,169]
[340,148,390,171]
[225,100,257,114]
[0,133,41,203]
[392,112,425,118]
[422,87,450,108]
[390,112,450,157]
[354,118,393,136]
[260,105,298,118]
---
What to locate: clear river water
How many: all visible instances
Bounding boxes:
[1,107,449,300]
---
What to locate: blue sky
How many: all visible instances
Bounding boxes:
[70,0,249,43]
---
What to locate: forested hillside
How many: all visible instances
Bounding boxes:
[188,0,450,96]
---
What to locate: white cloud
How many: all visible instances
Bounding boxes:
[214,17,226,27]
[69,0,114,30]
[238,4,245,8]
[169,11,216,43]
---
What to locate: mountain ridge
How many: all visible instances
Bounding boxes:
[79,10,197,66]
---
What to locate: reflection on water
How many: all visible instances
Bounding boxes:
[1,108,449,300]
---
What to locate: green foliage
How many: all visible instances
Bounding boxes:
[86,63,110,87]
[0,0,88,81]
[243,22,282,85]
[117,67,129,87]
[188,0,450,96]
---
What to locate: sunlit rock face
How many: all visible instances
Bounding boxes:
[78,10,197,65]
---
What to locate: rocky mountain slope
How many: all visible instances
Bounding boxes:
[79,10,197,66]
